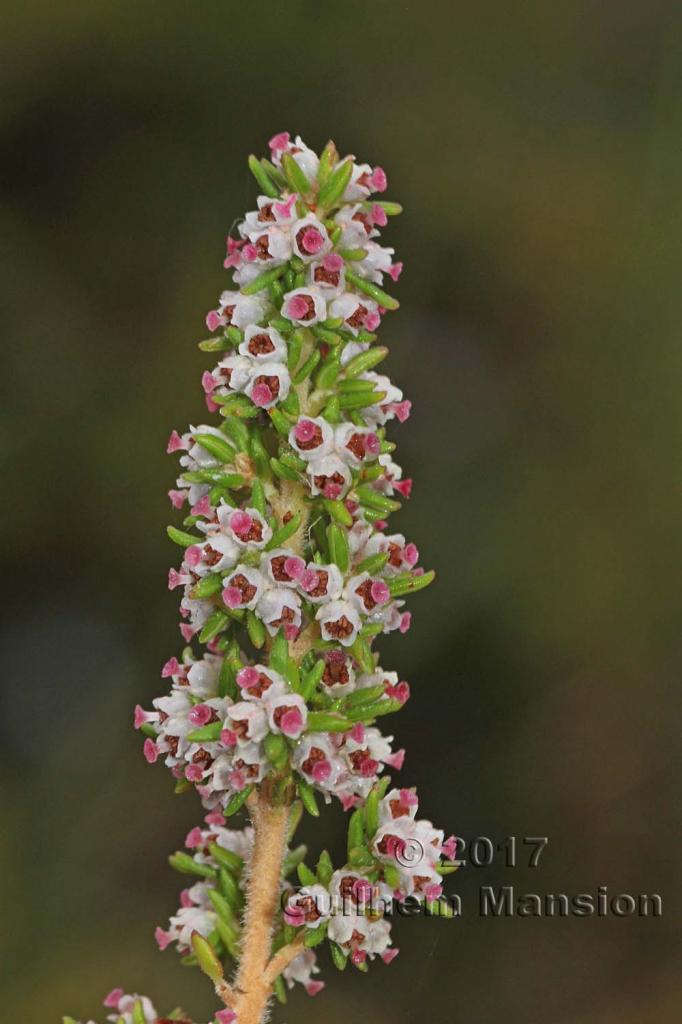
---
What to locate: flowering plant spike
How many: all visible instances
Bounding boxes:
[65,134,456,1024]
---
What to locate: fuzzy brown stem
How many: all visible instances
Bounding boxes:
[229,335,318,1022]
[264,934,306,986]
[232,790,290,1024]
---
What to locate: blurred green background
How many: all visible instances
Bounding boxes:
[1,1,680,1021]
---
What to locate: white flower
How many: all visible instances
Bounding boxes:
[216,506,272,549]
[316,599,362,647]
[357,372,404,424]
[319,651,356,697]
[242,225,292,266]
[236,664,288,701]
[334,203,375,248]
[215,289,269,329]
[227,701,269,744]
[238,325,288,363]
[284,883,331,928]
[342,161,374,201]
[281,287,327,326]
[261,549,306,589]
[264,691,308,738]
[306,454,352,499]
[270,133,319,181]
[334,423,380,466]
[244,360,291,409]
[293,734,341,790]
[167,903,215,948]
[222,565,265,610]
[306,254,346,295]
[183,533,239,577]
[298,562,344,605]
[329,292,378,335]
[182,425,227,467]
[356,241,396,283]
[105,993,157,1024]
[212,353,253,393]
[242,193,298,231]
[282,948,323,994]
[288,416,335,461]
[256,586,302,636]
[291,213,332,262]
[183,655,221,698]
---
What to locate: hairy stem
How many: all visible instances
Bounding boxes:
[229,337,318,1022]
[231,789,290,1024]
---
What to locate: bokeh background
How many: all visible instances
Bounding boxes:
[1,1,680,1021]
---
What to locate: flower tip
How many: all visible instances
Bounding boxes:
[269,131,290,152]
[143,739,159,764]
[103,988,124,1009]
[154,926,172,951]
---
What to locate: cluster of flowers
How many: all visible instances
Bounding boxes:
[136,648,405,809]
[150,788,457,1005]
[206,133,400,343]
[67,136,453,1024]
[65,989,235,1024]
[283,786,457,968]
[155,818,324,999]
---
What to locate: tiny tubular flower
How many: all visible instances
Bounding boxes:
[316,599,362,646]
[269,132,320,180]
[281,287,327,325]
[217,505,273,548]
[226,701,269,744]
[298,561,344,604]
[222,565,265,610]
[334,422,381,465]
[291,213,332,262]
[238,324,288,362]
[307,454,353,499]
[288,416,335,461]
[329,292,379,336]
[207,289,269,331]
[284,883,331,928]
[256,586,302,637]
[245,360,291,408]
[307,252,346,294]
[212,353,253,393]
[262,548,306,588]
[264,691,308,738]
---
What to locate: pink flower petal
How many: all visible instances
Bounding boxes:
[103,988,124,1009]
[155,926,172,951]
[143,739,159,764]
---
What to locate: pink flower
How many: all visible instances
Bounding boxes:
[185,826,204,848]
[155,926,172,951]
[371,166,388,191]
[230,510,253,536]
[143,739,159,764]
[269,131,290,152]
[188,704,213,726]
[103,988,124,1009]
[280,707,304,737]
[168,489,186,508]
[442,835,458,860]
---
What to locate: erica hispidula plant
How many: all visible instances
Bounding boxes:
[65,134,457,1024]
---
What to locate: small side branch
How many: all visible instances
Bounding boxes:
[215,980,236,1008]
[264,934,306,986]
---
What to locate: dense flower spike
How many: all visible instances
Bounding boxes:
[66,136,452,1024]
